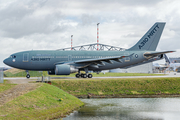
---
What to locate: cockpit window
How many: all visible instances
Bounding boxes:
[10,55,16,58]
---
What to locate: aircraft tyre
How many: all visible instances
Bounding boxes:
[81,74,84,78]
[82,74,87,78]
[26,74,30,79]
[76,74,80,78]
[88,74,93,78]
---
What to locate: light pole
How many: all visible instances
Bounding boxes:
[97,23,100,50]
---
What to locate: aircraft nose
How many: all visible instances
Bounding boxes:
[3,58,9,65]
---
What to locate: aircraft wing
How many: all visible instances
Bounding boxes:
[74,54,134,64]
[72,53,134,68]
[144,51,175,57]
[123,56,164,69]
[55,53,134,68]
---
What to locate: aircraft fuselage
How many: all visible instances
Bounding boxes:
[4,50,148,71]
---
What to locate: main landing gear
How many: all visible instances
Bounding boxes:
[26,70,30,79]
[75,68,93,78]
[75,73,93,78]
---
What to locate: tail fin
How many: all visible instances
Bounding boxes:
[127,22,166,51]
[164,54,171,64]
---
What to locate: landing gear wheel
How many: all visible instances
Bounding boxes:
[26,74,30,79]
[88,74,93,78]
[76,74,80,78]
[83,74,87,78]
[81,74,84,78]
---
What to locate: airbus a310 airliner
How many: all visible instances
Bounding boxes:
[3,22,174,78]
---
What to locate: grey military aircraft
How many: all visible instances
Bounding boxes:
[3,22,174,78]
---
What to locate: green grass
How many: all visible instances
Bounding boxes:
[49,72,165,77]
[4,71,48,77]
[0,83,84,119]
[0,80,16,93]
[51,77,180,96]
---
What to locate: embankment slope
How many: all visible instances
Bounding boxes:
[52,77,180,98]
[0,83,84,119]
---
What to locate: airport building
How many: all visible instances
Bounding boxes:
[152,63,167,73]
[110,62,153,73]
[169,57,180,63]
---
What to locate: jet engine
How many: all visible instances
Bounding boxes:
[55,64,78,75]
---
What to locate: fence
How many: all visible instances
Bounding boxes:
[0,69,3,83]
[37,76,50,82]
[36,76,51,85]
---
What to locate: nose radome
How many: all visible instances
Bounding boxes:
[3,58,8,65]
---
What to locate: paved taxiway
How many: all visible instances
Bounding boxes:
[4,72,180,81]
[49,72,180,79]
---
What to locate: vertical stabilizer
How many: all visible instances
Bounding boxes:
[127,22,166,51]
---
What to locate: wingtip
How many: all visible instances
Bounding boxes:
[170,51,176,53]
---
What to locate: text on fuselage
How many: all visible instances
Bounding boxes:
[139,24,159,49]
[31,58,51,61]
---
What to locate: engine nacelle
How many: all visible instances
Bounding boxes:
[55,64,78,75]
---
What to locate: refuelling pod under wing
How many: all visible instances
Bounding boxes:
[55,64,78,75]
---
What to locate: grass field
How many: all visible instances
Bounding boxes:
[4,69,48,77]
[0,80,16,93]
[51,77,180,97]
[0,83,84,119]
[50,72,165,78]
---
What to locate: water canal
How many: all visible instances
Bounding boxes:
[62,98,180,120]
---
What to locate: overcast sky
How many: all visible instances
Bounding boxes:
[1,0,180,67]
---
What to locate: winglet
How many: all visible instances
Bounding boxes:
[144,51,175,57]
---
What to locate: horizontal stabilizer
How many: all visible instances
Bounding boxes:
[144,51,175,57]
[123,56,164,69]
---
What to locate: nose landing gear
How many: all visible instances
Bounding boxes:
[26,70,30,79]
[26,74,30,78]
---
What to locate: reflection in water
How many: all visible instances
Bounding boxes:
[63,98,180,120]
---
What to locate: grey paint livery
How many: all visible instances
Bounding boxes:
[3,22,174,78]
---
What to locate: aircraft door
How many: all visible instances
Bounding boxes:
[23,53,29,62]
[68,55,72,61]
